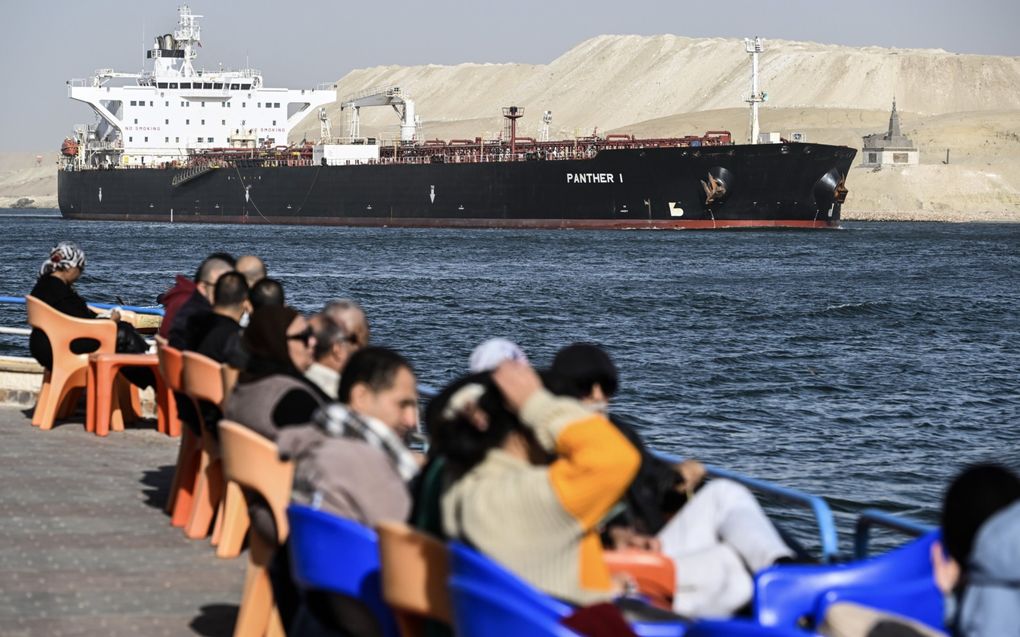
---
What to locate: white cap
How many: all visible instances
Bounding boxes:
[468,338,528,373]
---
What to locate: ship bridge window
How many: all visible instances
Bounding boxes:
[203,83,213,89]
[201,101,206,107]
[149,101,153,106]
[165,119,169,124]
[181,83,191,89]
[214,83,223,89]
[169,83,178,89]
[231,84,240,90]
[274,102,280,108]
[130,100,137,106]
[242,102,246,107]
[243,84,250,90]
[157,83,168,89]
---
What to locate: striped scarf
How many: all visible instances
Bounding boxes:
[313,403,420,482]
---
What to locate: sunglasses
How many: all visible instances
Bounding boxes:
[287,326,315,346]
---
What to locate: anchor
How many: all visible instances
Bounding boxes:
[700,172,727,206]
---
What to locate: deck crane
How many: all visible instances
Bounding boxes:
[340,86,417,143]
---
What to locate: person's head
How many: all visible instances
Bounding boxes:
[40,241,87,283]
[194,253,234,304]
[242,305,315,375]
[323,299,369,349]
[337,347,417,438]
[249,278,285,310]
[309,313,356,372]
[942,463,1020,565]
[212,271,249,314]
[235,255,267,286]
[549,342,619,407]
[426,372,541,478]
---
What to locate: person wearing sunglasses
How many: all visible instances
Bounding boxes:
[224,305,329,442]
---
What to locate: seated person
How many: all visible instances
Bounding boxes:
[224,306,328,440]
[303,313,355,400]
[193,271,249,368]
[166,253,234,349]
[235,254,267,286]
[322,299,370,350]
[157,251,234,339]
[821,464,1020,637]
[548,342,794,618]
[428,360,641,605]
[29,241,151,385]
[279,346,421,525]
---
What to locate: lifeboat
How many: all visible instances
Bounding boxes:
[60,138,79,157]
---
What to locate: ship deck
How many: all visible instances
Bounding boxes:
[0,406,243,637]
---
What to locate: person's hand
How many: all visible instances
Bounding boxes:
[607,526,662,552]
[676,459,706,492]
[109,308,121,323]
[931,540,960,594]
[491,361,543,413]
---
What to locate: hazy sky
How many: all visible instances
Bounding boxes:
[3,0,1018,152]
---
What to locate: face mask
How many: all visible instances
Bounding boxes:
[239,312,250,328]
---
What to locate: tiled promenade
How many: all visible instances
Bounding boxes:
[0,407,245,636]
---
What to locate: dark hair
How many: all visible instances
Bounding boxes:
[942,463,1020,564]
[213,271,249,307]
[194,252,235,282]
[312,315,348,360]
[249,277,285,310]
[337,347,413,403]
[425,373,522,478]
[549,342,619,399]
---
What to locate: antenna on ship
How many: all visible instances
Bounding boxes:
[539,110,552,142]
[744,36,766,144]
[502,106,524,158]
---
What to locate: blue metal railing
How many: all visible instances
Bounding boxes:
[854,508,935,559]
[0,296,165,316]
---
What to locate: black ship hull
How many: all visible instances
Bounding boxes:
[58,143,856,229]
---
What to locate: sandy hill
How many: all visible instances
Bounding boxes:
[5,35,1020,219]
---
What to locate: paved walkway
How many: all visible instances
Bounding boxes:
[0,407,245,636]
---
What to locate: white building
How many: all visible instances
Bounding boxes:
[861,100,919,167]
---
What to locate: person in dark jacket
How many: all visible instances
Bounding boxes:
[166,253,234,350]
[29,242,150,387]
[223,305,328,440]
[194,271,249,368]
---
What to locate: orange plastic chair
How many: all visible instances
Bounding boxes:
[218,420,293,637]
[603,549,677,610]
[181,351,229,541]
[25,295,117,430]
[87,352,164,436]
[377,521,453,637]
[157,337,201,523]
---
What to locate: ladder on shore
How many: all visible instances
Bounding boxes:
[171,165,216,187]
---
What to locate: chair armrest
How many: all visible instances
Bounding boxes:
[815,578,944,632]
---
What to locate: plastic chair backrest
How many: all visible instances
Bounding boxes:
[218,420,293,540]
[155,336,184,392]
[686,619,820,636]
[604,549,676,608]
[754,530,939,628]
[286,504,398,637]
[448,541,573,619]
[181,350,226,407]
[25,295,117,363]
[377,520,453,626]
[449,576,581,637]
[815,577,943,632]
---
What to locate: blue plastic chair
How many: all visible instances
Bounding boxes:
[754,530,941,630]
[448,541,687,637]
[286,504,398,637]
[815,577,943,631]
[686,619,821,636]
[450,576,582,637]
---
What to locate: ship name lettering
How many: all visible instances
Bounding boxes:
[566,172,615,184]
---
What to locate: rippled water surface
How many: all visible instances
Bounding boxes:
[2,212,1018,554]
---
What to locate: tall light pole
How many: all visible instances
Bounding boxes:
[744,37,766,144]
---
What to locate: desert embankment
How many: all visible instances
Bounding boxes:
[6,35,1019,220]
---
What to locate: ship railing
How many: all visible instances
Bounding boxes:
[0,294,935,563]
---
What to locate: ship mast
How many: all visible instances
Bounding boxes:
[744,36,766,144]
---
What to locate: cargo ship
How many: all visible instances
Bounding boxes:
[58,6,855,229]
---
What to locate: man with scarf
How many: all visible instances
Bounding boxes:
[277,346,421,525]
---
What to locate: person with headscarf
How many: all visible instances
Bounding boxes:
[224,305,328,441]
[28,241,149,376]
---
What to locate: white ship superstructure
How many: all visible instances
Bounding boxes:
[64,5,335,168]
